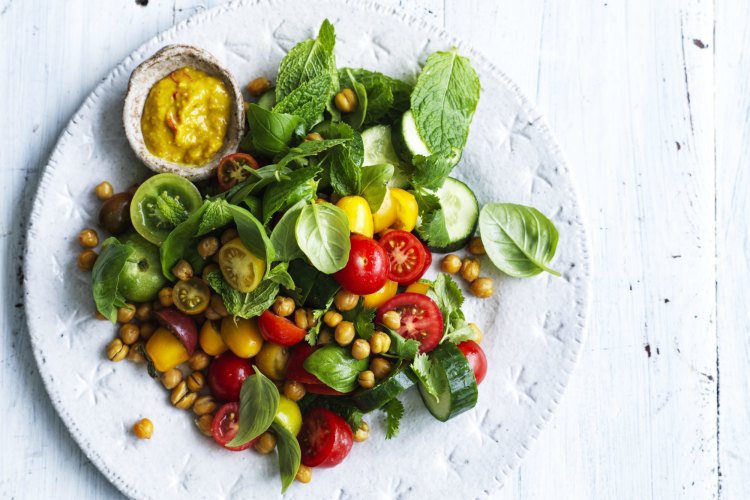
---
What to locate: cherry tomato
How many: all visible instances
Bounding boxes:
[220,317,263,358]
[336,196,374,238]
[372,189,397,233]
[275,395,302,436]
[130,173,202,244]
[334,234,389,295]
[299,408,353,467]
[457,340,488,385]
[389,188,418,232]
[200,320,228,356]
[212,402,255,451]
[404,242,432,286]
[258,310,306,347]
[362,279,398,309]
[217,153,259,191]
[376,293,444,353]
[254,342,289,380]
[208,352,253,402]
[378,230,427,284]
[286,344,322,384]
[218,238,265,293]
[172,277,211,315]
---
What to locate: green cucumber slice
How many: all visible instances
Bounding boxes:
[424,177,479,253]
[361,125,409,188]
[395,110,431,162]
[418,343,478,422]
[351,363,417,413]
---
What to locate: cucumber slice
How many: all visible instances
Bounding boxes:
[418,343,478,422]
[361,125,409,188]
[424,177,479,253]
[395,110,431,161]
[257,89,276,110]
[351,363,417,413]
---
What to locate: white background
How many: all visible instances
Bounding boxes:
[0,0,743,498]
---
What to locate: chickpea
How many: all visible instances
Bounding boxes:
[254,432,276,454]
[306,309,317,328]
[140,322,156,340]
[201,263,219,281]
[272,296,295,317]
[334,321,355,346]
[197,236,220,259]
[334,88,358,113]
[248,76,271,96]
[171,381,197,409]
[77,249,98,271]
[95,310,107,321]
[334,290,358,311]
[186,371,205,392]
[189,351,211,371]
[132,418,153,439]
[135,303,152,321]
[294,308,309,330]
[195,414,214,437]
[78,228,99,248]
[119,323,140,345]
[381,310,401,330]
[460,258,481,283]
[354,421,369,442]
[358,370,375,389]
[369,331,391,354]
[126,342,145,363]
[304,132,323,141]
[161,368,183,390]
[116,304,136,323]
[351,339,371,360]
[323,311,343,328]
[470,277,494,298]
[467,237,486,255]
[106,338,128,362]
[441,254,462,274]
[370,357,392,379]
[204,305,221,321]
[221,227,239,245]
[468,322,483,343]
[192,395,216,416]
[317,329,333,345]
[158,287,174,307]
[210,295,229,318]
[283,380,306,402]
[171,259,193,281]
[295,464,312,484]
[94,181,114,201]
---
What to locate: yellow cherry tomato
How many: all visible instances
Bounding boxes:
[372,189,397,233]
[145,327,190,372]
[405,282,431,295]
[274,395,302,436]
[362,279,398,309]
[336,196,374,238]
[254,342,289,380]
[218,238,265,293]
[220,317,263,358]
[199,320,227,356]
[390,188,418,232]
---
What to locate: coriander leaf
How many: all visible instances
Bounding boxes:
[275,138,349,169]
[382,327,420,360]
[261,166,320,224]
[381,397,405,439]
[295,202,351,274]
[276,19,337,102]
[411,352,441,401]
[227,204,276,269]
[428,273,464,317]
[342,69,368,129]
[412,187,441,215]
[270,201,305,262]
[206,269,283,319]
[270,421,301,494]
[228,367,280,447]
[411,49,481,154]
[314,121,364,167]
[303,345,369,393]
[247,104,303,156]
[411,153,455,191]
[91,237,133,322]
[417,208,451,248]
[359,163,394,212]
[340,299,375,339]
[273,73,332,129]
[304,305,330,346]
[442,322,477,344]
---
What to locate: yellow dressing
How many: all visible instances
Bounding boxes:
[141,66,230,166]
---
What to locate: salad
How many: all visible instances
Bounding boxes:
[77,20,561,492]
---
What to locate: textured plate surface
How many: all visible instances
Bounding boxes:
[24,1,590,498]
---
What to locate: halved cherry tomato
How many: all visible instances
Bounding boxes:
[376,293,443,353]
[457,340,488,385]
[211,402,255,451]
[208,352,253,402]
[305,384,351,396]
[218,238,265,293]
[286,344,322,384]
[334,234,389,295]
[404,242,432,286]
[299,408,354,467]
[217,153,259,191]
[378,230,427,284]
[258,310,306,347]
[172,277,211,315]
[362,279,398,309]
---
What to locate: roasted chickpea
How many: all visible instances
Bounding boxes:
[95,181,113,201]
[119,323,140,345]
[189,351,211,371]
[272,296,295,317]
[441,254,462,274]
[304,132,323,141]
[161,368,183,390]
[381,310,401,330]
[106,338,128,362]
[467,237,486,255]
[221,227,239,245]
[323,311,343,328]
[254,431,276,454]
[354,421,369,442]
[171,259,193,281]
[358,370,375,389]
[248,76,271,96]
[335,88,358,113]
[294,308,309,330]
[195,414,213,436]
[334,321,355,346]
[77,250,98,271]
[370,357,391,379]
[186,371,205,392]
[132,418,153,439]
[201,263,219,281]
[306,309,317,328]
[171,381,197,409]
[210,295,228,318]
[135,303,152,321]
[334,290,358,311]
[460,258,480,283]
[197,236,219,259]
[317,329,333,345]
[369,331,391,354]
[158,287,174,307]
[351,339,370,360]
[140,322,156,340]
[78,228,99,248]
[283,380,306,402]
[126,342,145,363]
[117,304,136,323]
[192,395,216,416]
[295,464,312,484]
[470,277,494,298]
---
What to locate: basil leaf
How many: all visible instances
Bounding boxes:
[381,397,404,439]
[91,237,133,322]
[270,201,305,262]
[160,203,207,280]
[342,69,368,130]
[273,73,331,129]
[261,167,320,224]
[224,164,291,205]
[411,49,480,154]
[478,203,560,278]
[359,163,394,212]
[227,205,275,269]
[241,195,262,219]
[270,421,301,494]
[228,367,280,447]
[295,203,351,274]
[276,19,337,102]
[247,104,303,156]
[303,345,368,393]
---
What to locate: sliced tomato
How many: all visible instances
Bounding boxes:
[218,238,265,293]
[378,230,427,284]
[305,383,351,396]
[299,408,353,467]
[211,402,255,451]
[172,277,211,315]
[376,293,444,353]
[404,242,432,285]
[258,310,306,347]
[458,340,488,385]
[217,153,259,191]
[286,344,321,384]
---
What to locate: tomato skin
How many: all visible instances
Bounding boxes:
[286,344,322,384]
[212,402,255,451]
[217,153,259,191]
[218,238,265,293]
[208,352,254,402]
[145,327,189,372]
[372,189,397,233]
[378,230,427,284]
[299,408,353,467]
[172,277,211,315]
[336,196,374,238]
[376,293,444,353]
[254,342,289,380]
[220,317,264,358]
[334,234,389,295]
[257,311,307,347]
[457,341,488,385]
[389,188,418,232]
[275,395,302,436]
[200,320,228,356]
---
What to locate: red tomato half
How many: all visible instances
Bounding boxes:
[376,293,444,353]
[208,352,253,402]
[378,230,427,284]
[211,402,255,451]
[334,234,389,295]
[299,408,353,467]
[457,341,488,385]
[286,344,321,385]
[217,153,259,191]
[258,310,306,347]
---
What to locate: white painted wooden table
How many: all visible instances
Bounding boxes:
[0,0,743,498]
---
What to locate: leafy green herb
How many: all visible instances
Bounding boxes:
[313,121,364,167]
[381,397,405,439]
[411,352,442,401]
[382,327,420,360]
[416,207,451,248]
[340,299,376,340]
[275,138,349,169]
[342,69,368,129]
[228,367,280,447]
[246,104,303,156]
[273,73,332,129]
[196,198,233,237]
[160,203,207,280]
[359,163,394,212]
[261,167,320,224]
[276,19,337,102]
[270,201,305,262]
[227,205,275,269]
[478,203,560,277]
[327,147,361,196]
[91,237,133,322]
[154,190,189,226]
[303,303,331,346]
[223,164,291,205]
[426,273,477,345]
[410,153,455,191]
[206,264,293,319]
[241,195,262,219]
[270,421,301,494]
[339,68,412,125]
[412,187,441,215]
[303,345,369,393]
[295,202,351,274]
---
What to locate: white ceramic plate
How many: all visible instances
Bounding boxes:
[24,1,590,498]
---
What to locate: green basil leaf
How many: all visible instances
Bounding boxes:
[478,203,560,278]
[381,397,405,439]
[295,203,351,274]
[247,104,303,156]
[227,205,275,269]
[159,203,207,280]
[270,201,305,262]
[359,163,394,212]
[303,345,368,393]
[266,262,295,290]
[261,167,320,225]
[276,19,337,103]
[224,164,291,205]
[228,367,280,447]
[91,237,133,322]
[241,195,262,219]
[270,421,302,494]
[273,73,331,129]
[342,69,368,130]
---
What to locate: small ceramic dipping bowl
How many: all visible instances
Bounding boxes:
[123,45,245,181]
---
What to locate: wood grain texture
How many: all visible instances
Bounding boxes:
[0,0,737,498]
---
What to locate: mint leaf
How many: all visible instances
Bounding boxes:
[276,19,337,102]
[273,73,332,129]
[196,198,233,236]
[275,138,349,169]
[359,163,394,212]
[154,191,189,226]
[246,104,303,156]
[91,237,133,322]
[228,367,280,447]
[327,147,362,196]
[206,267,289,319]
[381,397,405,439]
